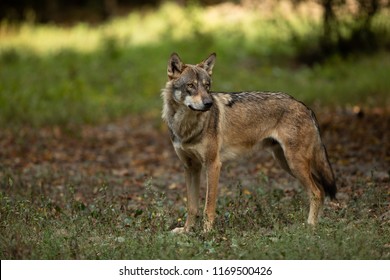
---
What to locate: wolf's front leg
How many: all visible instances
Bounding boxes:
[172,162,201,234]
[203,159,221,232]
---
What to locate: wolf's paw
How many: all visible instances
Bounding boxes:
[171,227,187,234]
[203,218,215,233]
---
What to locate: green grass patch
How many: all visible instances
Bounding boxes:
[0,3,389,127]
[1,173,388,259]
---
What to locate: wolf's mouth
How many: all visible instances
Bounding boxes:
[188,105,212,112]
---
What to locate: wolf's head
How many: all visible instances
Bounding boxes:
[167,53,216,112]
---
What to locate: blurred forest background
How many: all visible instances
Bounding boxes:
[0,1,389,259]
[1,0,390,126]
[1,0,390,62]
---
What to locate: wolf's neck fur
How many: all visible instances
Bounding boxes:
[162,81,209,144]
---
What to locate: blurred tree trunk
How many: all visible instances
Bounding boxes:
[103,0,118,18]
[44,0,59,22]
[322,0,336,41]
[293,0,389,63]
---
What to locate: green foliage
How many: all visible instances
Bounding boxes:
[301,0,390,62]
[0,45,167,127]
[0,3,389,128]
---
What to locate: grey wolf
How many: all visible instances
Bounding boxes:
[161,52,336,233]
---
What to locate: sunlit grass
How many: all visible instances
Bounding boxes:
[0,23,99,54]
[0,2,320,55]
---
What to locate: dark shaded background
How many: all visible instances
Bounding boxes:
[0,0,224,23]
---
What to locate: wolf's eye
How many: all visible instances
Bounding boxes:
[186,83,195,90]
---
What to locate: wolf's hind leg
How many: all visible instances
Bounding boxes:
[281,147,325,225]
[270,140,293,176]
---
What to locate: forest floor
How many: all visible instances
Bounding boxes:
[1,107,389,203]
[1,107,389,259]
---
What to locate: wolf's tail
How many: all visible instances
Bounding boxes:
[313,144,337,199]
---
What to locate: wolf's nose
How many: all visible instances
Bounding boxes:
[203,100,213,109]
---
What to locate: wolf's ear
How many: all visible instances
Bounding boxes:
[167,53,183,80]
[198,53,216,76]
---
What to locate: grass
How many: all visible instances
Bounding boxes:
[1,174,388,259]
[0,2,389,127]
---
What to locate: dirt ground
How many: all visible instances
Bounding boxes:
[1,107,389,209]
